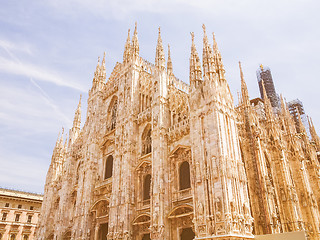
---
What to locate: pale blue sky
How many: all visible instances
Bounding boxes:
[1,0,319,193]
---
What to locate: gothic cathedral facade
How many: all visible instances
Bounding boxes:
[37,24,320,240]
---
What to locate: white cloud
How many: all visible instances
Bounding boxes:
[0,39,33,55]
[0,56,86,91]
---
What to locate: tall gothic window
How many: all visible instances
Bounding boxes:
[143,174,151,200]
[142,125,152,155]
[105,155,113,179]
[179,161,191,190]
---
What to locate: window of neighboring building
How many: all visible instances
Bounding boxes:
[143,174,151,200]
[104,155,113,179]
[15,214,20,222]
[0,233,2,239]
[18,204,22,209]
[5,203,9,207]
[10,234,16,240]
[27,215,32,223]
[179,161,191,190]
[30,206,34,210]
[2,212,7,221]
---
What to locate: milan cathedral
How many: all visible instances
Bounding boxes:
[37,24,320,240]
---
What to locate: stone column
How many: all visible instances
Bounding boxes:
[94,224,100,240]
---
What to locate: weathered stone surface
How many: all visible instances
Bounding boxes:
[37,26,320,240]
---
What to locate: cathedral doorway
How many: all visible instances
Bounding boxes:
[142,233,151,240]
[180,227,195,240]
[99,223,108,240]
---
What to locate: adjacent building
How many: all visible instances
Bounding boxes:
[37,25,320,240]
[287,99,311,137]
[0,188,43,240]
[256,65,280,110]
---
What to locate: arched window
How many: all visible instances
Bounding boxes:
[10,234,16,240]
[105,155,113,179]
[179,161,191,190]
[142,125,152,155]
[143,174,151,200]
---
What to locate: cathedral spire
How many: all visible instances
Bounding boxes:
[296,107,307,134]
[73,95,82,130]
[190,32,202,91]
[69,95,82,145]
[279,95,295,134]
[132,22,139,57]
[123,29,132,63]
[167,44,173,75]
[155,27,165,70]
[262,80,273,120]
[212,32,219,53]
[239,61,250,106]
[59,127,64,149]
[213,32,225,80]
[100,52,106,82]
[308,117,320,148]
[94,57,100,81]
[202,24,215,76]
[280,95,291,120]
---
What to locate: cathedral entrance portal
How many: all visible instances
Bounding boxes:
[180,228,195,240]
[142,233,151,240]
[99,223,108,240]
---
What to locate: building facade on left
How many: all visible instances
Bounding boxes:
[0,188,43,240]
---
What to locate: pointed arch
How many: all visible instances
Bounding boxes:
[142,124,152,155]
[168,204,193,219]
[132,213,151,225]
[90,198,110,212]
[90,198,110,218]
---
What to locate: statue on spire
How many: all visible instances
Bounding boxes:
[202,24,215,76]
[132,22,139,57]
[123,29,132,63]
[167,44,173,75]
[155,27,165,70]
[190,32,202,91]
[69,95,82,145]
[239,61,250,106]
